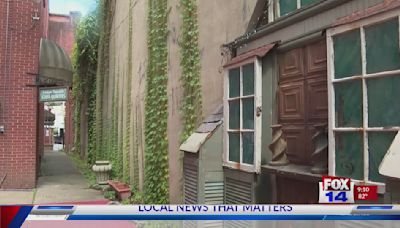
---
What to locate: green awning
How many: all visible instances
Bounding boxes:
[39,38,72,85]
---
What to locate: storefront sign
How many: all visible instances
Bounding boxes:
[39,87,68,102]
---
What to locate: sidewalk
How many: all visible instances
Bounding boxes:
[0,150,105,205]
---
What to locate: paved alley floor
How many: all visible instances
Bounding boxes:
[33,150,105,204]
[0,150,105,205]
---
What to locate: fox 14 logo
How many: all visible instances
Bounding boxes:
[319,176,355,203]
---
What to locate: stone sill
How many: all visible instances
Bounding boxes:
[262,163,323,182]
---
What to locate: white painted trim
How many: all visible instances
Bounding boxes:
[326,31,336,176]
[297,0,301,9]
[276,0,281,18]
[223,58,263,173]
[223,68,229,166]
[223,162,257,173]
[268,0,275,23]
[360,27,369,182]
[327,10,400,187]
[333,128,364,132]
[332,75,362,83]
[254,58,263,174]
[366,127,400,132]
[239,65,244,164]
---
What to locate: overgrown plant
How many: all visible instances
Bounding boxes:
[72,9,99,160]
[123,0,134,184]
[94,0,113,161]
[180,0,202,141]
[144,0,170,204]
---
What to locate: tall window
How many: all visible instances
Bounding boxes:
[224,59,262,173]
[328,15,400,186]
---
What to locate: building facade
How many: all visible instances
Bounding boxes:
[0,0,73,189]
[215,0,400,204]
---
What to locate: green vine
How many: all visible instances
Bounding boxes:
[180,0,202,142]
[122,0,134,184]
[94,0,113,161]
[144,0,170,204]
[72,10,99,160]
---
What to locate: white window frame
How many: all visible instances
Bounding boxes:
[223,57,262,173]
[327,9,400,194]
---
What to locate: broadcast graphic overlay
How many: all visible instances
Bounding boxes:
[319,176,378,203]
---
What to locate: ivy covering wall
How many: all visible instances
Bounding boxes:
[144,0,170,204]
[180,0,202,141]
[72,10,99,160]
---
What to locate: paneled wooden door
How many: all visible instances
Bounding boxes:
[278,39,328,165]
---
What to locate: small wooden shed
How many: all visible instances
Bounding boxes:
[180,106,224,205]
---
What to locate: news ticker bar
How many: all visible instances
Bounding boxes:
[22,205,400,221]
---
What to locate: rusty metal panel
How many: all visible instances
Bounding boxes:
[183,153,199,204]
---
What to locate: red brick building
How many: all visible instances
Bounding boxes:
[0,0,74,189]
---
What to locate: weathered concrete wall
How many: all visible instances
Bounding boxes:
[106,0,256,203]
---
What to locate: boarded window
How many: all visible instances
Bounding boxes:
[330,16,400,184]
[243,132,254,164]
[335,132,363,180]
[301,0,317,6]
[243,63,254,96]
[226,60,260,169]
[279,0,297,16]
[334,80,363,127]
[333,29,362,79]
[229,100,240,129]
[368,132,396,182]
[243,98,254,129]
[229,68,240,98]
[365,19,400,74]
[229,133,240,163]
[367,75,400,127]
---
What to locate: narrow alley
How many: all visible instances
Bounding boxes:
[0,150,106,205]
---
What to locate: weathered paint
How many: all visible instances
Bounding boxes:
[238,0,384,54]
[104,0,256,203]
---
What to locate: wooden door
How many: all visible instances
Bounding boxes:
[278,39,328,165]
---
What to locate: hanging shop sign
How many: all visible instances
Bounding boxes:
[39,87,68,102]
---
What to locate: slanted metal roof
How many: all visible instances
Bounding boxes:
[39,38,73,85]
[180,105,223,153]
[223,43,276,68]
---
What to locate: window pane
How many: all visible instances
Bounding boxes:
[243,132,254,165]
[368,75,400,127]
[279,0,297,16]
[368,132,396,182]
[365,19,400,74]
[333,30,362,78]
[229,132,240,163]
[335,132,363,180]
[229,100,240,129]
[243,63,254,96]
[243,98,254,129]
[301,0,317,6]
[335,80,363,127]
[229,68,240,98]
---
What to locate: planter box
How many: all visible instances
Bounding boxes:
[108,180,131,201]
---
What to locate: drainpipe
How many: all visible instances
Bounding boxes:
[1,0,11,132]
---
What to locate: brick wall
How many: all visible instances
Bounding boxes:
[0,0,47,189]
